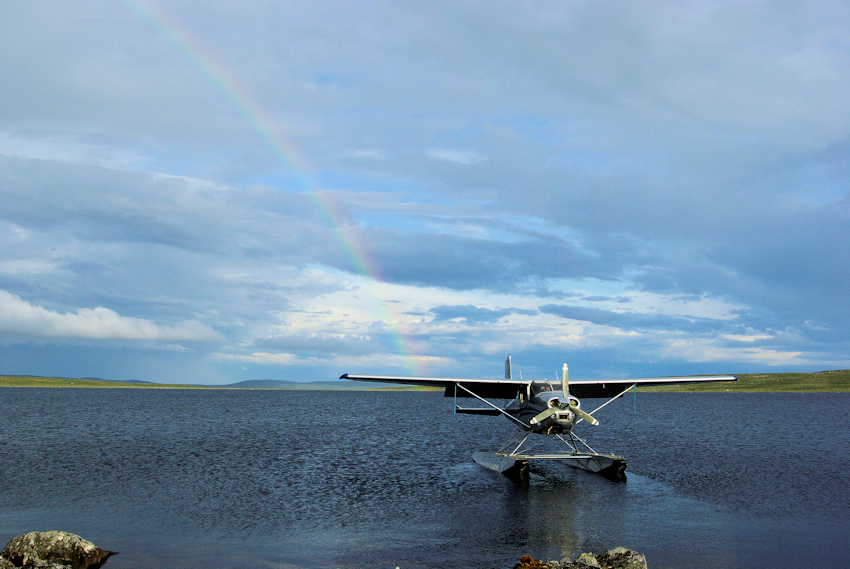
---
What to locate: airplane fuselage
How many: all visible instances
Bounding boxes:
[505,384,582,434]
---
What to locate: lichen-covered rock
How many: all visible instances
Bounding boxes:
[573,552,601,568]
[514,554,552,569]
[546,547,647,569]
[0,531,116,569]
[595,547,647,569]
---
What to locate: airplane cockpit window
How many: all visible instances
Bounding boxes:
[530,381,554,396]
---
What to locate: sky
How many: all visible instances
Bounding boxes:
[1,1,848,385]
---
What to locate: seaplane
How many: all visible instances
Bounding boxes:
[341,355,736,480]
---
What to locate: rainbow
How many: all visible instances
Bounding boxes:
[124,1,420,374]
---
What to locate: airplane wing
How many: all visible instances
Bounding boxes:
[340,374,527,399]
[341,373,738,399]
[568,375,737,398]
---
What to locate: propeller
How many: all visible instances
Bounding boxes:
[530,363,600,427]
[556,364,599,427]
[530,407,558,425]
[529,403,598,426]
[562,362,599,425]
[571,404,599,426]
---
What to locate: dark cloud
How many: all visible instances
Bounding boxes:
[429,304,536,324]
[359,225,634,292]
[539,304,734,335]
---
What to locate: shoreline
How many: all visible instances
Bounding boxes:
[1,370,848,392]
[0,375,442,391]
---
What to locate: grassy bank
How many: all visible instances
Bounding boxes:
[638,369,850,393]
[0,376,212,389]
[2,370,849,392]
[0,376,440,391]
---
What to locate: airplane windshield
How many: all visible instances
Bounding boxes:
[530,381,554,396]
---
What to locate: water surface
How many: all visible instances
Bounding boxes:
[1,389,847,568]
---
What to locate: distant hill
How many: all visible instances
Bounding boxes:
[0,376,208,389]
[0,375,432,390]
[84,377,153,384]
[220,379,395,390]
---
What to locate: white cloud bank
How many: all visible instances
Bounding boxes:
[0,289,224,343]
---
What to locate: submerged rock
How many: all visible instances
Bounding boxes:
[0,531,116,569]
[518,547,648,569]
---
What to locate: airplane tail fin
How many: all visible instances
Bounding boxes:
[505,354,512,379]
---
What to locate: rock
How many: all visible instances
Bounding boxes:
[0,531,116,569]
[545,547,647,569]
[514,554,552,569]
[573,552,601,568]
[595,547,647,569]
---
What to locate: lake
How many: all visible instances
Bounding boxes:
[0,388,847,568]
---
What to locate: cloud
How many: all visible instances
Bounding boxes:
[345,150,387,160]
[430,304,535,324]
[0,289,224,343]
[253,333,381,357]
[539,304,733,335]
[0,259,56,275]
[427,148,486,165]
[0,1,848,382]
[0,130,148,170]
[213,352,298,366]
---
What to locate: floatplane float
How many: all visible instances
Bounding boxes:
[342,356,736,480]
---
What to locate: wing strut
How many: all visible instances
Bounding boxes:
[455,382,527,429]
[578,383,638,424]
